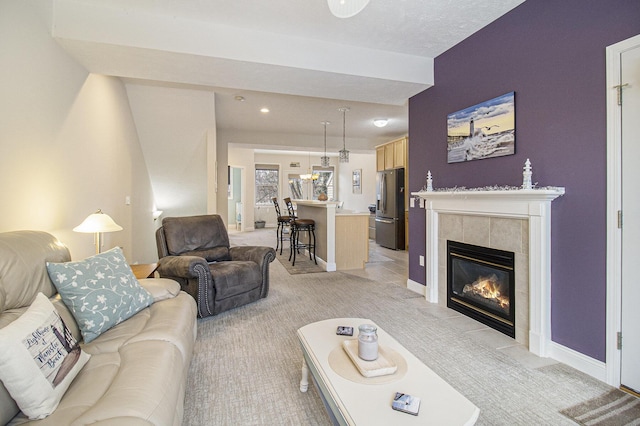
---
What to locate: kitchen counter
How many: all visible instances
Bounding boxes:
[294,201,369,271]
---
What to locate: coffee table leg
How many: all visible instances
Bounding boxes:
[300,358,309,392]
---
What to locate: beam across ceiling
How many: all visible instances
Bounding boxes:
[51,0,433,105]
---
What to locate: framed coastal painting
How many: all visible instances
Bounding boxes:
[447,92,515,163]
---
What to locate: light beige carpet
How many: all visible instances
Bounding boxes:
[183,256,617,425]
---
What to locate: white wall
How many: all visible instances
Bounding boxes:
[337,152,377,212]
[125,83,216,220]
[0,1,157,262]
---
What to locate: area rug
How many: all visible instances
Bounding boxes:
[275,251,324,275]
[560,389,640,425]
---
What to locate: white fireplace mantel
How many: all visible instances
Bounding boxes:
[412,187,565,357]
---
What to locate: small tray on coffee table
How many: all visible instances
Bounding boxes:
[342,339,398,378]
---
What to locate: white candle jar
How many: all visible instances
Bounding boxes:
[357,324,378,361]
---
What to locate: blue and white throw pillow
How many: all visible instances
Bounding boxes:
[46,247,153,343]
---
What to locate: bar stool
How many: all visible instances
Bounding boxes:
[272,197,292,255]
[284,198,317,266]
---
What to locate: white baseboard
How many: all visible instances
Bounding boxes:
[407,279,426,296]
[295,249,338,271]
[317,257,335,271]
[548,340,607,383]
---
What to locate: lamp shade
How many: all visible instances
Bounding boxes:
[73,210,123,233]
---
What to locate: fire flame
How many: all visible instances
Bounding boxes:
[462,274,509,309]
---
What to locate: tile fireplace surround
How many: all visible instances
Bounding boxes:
[412,188,564,357]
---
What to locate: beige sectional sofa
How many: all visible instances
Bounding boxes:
[0,231,198,425]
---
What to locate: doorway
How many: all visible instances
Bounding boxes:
[606,34,640,391]
[228,166,243,231]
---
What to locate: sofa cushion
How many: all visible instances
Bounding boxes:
[0,231,70,313]
[0,293,90,419]
[46,247,154,343]
[209,261,262,300]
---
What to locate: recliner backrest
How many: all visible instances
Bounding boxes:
[159,215,231,262]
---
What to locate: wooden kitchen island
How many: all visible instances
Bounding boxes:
[294,201,369,271]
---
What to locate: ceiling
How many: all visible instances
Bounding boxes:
[52,0,525,151]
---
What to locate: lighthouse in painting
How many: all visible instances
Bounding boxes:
[447,91,516,163]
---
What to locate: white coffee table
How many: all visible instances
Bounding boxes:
[297,318,480,425]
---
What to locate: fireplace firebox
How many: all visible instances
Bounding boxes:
[447,241,515,338]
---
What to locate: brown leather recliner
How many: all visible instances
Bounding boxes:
[155,214,276,318]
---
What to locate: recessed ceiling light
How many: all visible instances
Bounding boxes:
[234,95,245,102]
[373,119,388,127]
[260,107,270,113]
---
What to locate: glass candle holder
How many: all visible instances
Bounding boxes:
[357,324,378,361]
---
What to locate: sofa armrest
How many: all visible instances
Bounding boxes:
[229,246,276,267]
[138,278,181,302]
[157,255,208,278]
[157,255,215,318]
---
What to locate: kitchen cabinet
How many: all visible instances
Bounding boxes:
[376,137,407,171]
[295,201,369,271]
[384,143,394,170]
[394,138,405,168]
[376,146,385,172]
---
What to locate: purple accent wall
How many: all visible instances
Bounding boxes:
[408,0,640,362]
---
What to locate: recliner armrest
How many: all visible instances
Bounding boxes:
[230,246,276,267]
[157,255,209,278]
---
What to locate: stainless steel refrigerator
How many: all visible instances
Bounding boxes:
[375,168,405,250]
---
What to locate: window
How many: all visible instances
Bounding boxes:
[255,164,279,205]
[288,174,304,200]
[312,166,334,200]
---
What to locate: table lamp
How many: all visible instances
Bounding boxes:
[73,209,123,254]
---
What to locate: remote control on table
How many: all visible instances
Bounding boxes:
[336,326,354,336]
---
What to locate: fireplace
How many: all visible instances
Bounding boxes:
[447,240,515,338]
[412,187,564,356]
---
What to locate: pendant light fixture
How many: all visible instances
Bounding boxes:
[327,0,370,18]
[300,152,319,181]
[338,107,350,163]
[321,121,330,167]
